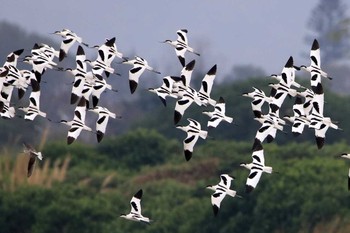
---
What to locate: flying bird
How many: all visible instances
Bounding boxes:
[202,96,233,128]
[206,174,242,216]
[23,142,43,177]
[161,29,200,67]
[336,153,350,191]
[148,76,180,106]
[176,118,207,161]
[120,189,151,224]
[241,142,274,193]
[88,106,121,142]
[122,56,161,94]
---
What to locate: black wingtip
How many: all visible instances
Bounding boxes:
[269,103,279,113]
[129,80,138,94]
[77,97,86,107]
[14,49,24,56]
[77,45,85,56]
[292,132,301,137]
[207,64,217,76]
[92,96,99,108]
[252,138,263,151]
[312,39,319,50]
[67,136,75,145]
[178,56,185,67]
[285,56,294,68]
[97,131,104,143]
[18,89,25,100]
[70,93,79,105]
[185,59,196,70]
[59,49,66,62]
[105,37,116,47]
[174,111,182,125]
[218,96,225,103]
[134,189,143,199]
[266,135,274,143]
[184,150,192,161]
[315,136,324,149]
[245,185,254,193]
[212,204,219,216]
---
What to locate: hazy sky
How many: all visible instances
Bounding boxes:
[1,0,320,80]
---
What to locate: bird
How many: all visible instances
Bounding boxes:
[206,174,242,216]
[65,45,88,104]
[120,189,151,224]
[240,141,274,193]
[252,114,285,149]
[148,76,180,106]
[176,118,207,161]
[23,142,43,178]
[242,87,273,118]
[283,97,310,136]
[309,112,342,149]
[174,83,202,124]
[268,56,295,113]
[202,96,233,128]
[91,74,118,108]
[18,79,46,121]
[52,28,89,61]
[59,97,93,145]
[88,106,121,142]
[197,64,217,106]
[161,29,200,67]
[295,39,332,82]
[122,56,161,94]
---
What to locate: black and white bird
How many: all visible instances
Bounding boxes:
[202,97,233,128]
[120,189,151,224]
[240,142,274,193]
[52,28,88,61]
[88,106,120,142]
[242,87,273,118]
[65,45,88,104]
[122,56,161,94]
[23,142,43,178]
[283,97,310,136]
[59,97,92,145]
[162,29,200,67]
[176,118,208,161]
[206,174,241,216]
[18,79,46,121]
[148,76,180,106]
[197,64,217,106]
[296,39,332,82]
[174,83,202,124]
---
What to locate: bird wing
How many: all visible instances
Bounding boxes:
[180,60,195,86]
[129,65,146,94]
[245,145,264,193]
[130,189,143,215]
[177,29,188,45]
[198,65,217,105]
[183,131,199,161]
[95,113,110,142]
[73,97,87,122]
[211,190,226,216]
[218,174,232,188]
[310,39,320,68]
[27,155,36,177]
[174,94,195,125]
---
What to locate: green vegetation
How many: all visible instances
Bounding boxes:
[1,129,350,233]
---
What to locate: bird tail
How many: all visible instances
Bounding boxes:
[264,166,273,174]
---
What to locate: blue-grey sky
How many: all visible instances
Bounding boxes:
[1,0,320,80]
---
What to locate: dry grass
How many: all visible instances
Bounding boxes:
[0,154,71,191]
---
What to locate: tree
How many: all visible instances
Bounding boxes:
[306,0,350,64]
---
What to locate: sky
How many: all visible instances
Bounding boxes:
[1,0,320,81]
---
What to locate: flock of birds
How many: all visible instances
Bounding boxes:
[3,27,349,221]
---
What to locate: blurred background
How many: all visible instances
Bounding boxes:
[1,0,350,233]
